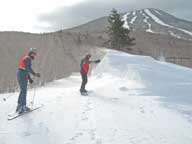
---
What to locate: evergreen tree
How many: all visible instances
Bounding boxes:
[107,8,134,49]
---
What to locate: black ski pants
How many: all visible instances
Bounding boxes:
[80,72,88,92]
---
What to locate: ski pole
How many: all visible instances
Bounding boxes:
[30,84,36,108]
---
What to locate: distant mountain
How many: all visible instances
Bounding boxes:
[68,8,192,40]
[66,17,108,33]
[123,8,192,40]
[67,8,192,70]
[1,8,192,93]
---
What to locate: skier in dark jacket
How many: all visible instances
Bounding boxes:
[80,54,100,95]
[16,48,40,114]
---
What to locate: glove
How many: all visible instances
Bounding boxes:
[35,73,41,77]
[95,60,101,63]
[29,79,33,84]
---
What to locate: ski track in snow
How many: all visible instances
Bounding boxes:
[128,11,137,25]
[144,9,192,36]
[1,50,192,144]
[122,13,130,29]
[142,11,154,33]
[154,9,162,16]
[130,16,137,24]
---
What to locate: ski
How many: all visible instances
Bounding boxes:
[8,105,43,121]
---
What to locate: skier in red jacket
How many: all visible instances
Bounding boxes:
[16,48,40,114]
[80,54,100,95]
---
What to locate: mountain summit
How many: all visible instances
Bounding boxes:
[122,8,192,40]
[69,8,192,40]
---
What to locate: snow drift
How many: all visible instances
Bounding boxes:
[1,49,192,144]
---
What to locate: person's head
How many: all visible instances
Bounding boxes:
[85,54,91,60]
[28,48,37,60]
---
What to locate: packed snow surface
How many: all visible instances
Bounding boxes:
[1,49,192,144]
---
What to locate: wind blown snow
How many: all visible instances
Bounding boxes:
[1,49,192,144]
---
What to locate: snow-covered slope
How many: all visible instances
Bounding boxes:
[122,8,192,40]
[1,50,192,144]
[68,8,192,40]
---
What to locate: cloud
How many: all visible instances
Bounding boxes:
[37,0,192,32]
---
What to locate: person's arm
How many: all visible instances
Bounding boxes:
[25,58,40,77]
[88,61,94,64]
[25,58,35,75]
[28,75,33,84]
[80,59,84,68]
[94,60,101,63]
[88,59,101,64]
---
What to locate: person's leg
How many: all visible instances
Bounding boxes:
[80,72,88,92]
[83,74,88,91]
[20,78,28,106]
[17,71,22,112]
[17,71,28,113]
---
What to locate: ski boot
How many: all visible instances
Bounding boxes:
[80,89,88,96]
[18,105,31,114]
[16,104,21,112]
[23,106,31,112]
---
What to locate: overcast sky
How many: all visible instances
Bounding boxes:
[0,0,192,33]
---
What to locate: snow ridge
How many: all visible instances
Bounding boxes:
[144,9,192,36]
[154,9,162,15]
[121,8,192,40]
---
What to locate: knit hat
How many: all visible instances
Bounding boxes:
[28,48,37,56]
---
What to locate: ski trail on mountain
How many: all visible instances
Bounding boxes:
[144,9,192,36]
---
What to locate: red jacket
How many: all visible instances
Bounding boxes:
[19,55,31,70]
[19,55,35,74]
[82,63,89,74]
[80,58,89,74]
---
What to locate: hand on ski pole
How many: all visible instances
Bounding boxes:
[29,79,33,84]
